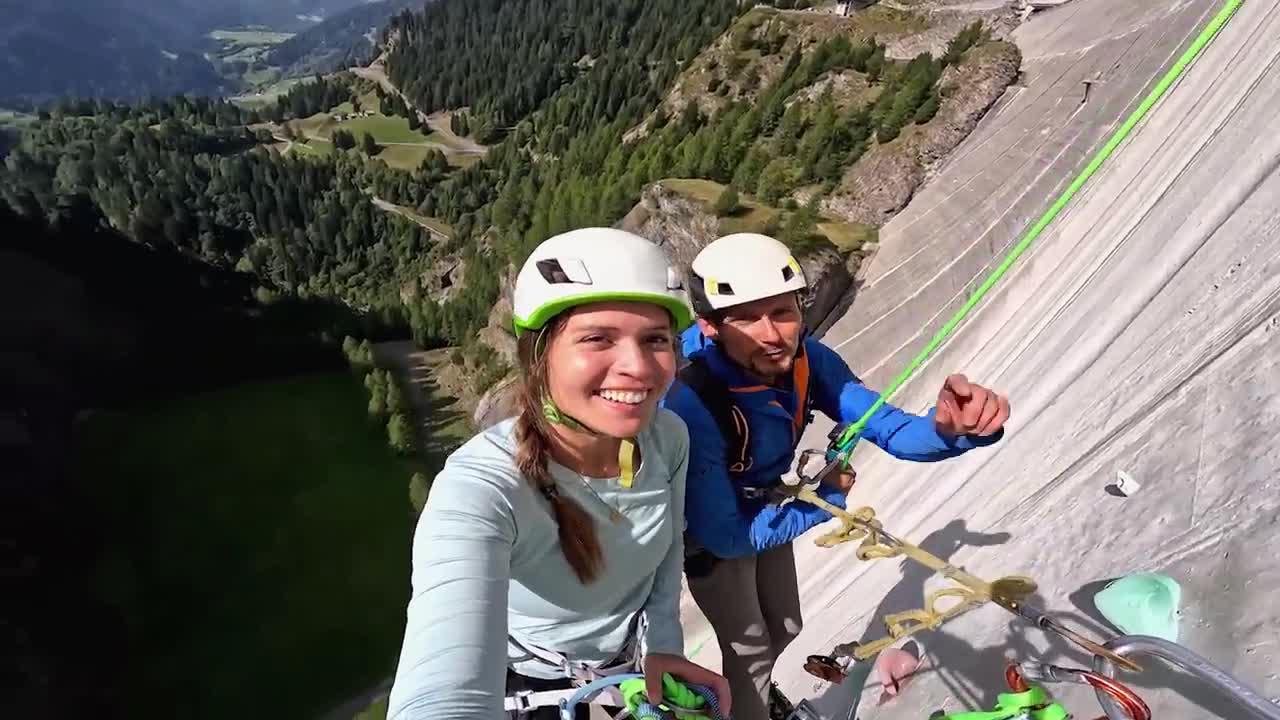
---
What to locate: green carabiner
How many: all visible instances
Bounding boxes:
[937,686,1068,720]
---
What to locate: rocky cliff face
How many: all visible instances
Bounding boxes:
[822,40,1021,225]
[472,373,521,430]
[475,264,518,367]
[619,183,856,332]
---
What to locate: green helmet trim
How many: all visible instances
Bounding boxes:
[512,290,694,336]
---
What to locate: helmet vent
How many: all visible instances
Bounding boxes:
[781,264,796,282]
[717,282,735,295]
[535,258,592,285]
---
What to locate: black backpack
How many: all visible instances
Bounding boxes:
[674,355,754,475]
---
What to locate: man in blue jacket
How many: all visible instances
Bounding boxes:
[663,233,1010,720]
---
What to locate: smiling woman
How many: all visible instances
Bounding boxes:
[385,228,730,720]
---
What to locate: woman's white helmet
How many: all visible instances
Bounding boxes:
[512,228,694,336]
[688,233,807,315]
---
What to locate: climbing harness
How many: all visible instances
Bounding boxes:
[504,618,646,717]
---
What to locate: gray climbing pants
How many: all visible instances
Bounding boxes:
[687,542,803,720]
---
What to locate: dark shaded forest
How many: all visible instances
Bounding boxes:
[0,196,397,718]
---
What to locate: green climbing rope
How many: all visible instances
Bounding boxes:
[619,674,718,720]
[939,685,1068,720]
[832,0,1246,458]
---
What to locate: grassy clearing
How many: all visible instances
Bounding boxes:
[334,90,382,117]
[417,348,474,454]
[659,178,874,253]
[78,372,413,720]
[376,144,435,171]
[817,220,877,253]
[230,76,312,107]
[338,114,434,144]
[661,178,782,235]
[242,66,282,88]
[208,29,296,45]
[424,111,489,151]
[292,112,435,147]
[857,5,930,34]
[412,213,454,239]
[291,138,335,158]
[374,199,455,238]
[293,111,337,138]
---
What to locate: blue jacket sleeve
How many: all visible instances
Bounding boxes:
[806,341,1002,461]
[664,383,847,559]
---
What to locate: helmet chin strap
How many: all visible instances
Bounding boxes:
[542,396,638,489]
[537,327,638,488]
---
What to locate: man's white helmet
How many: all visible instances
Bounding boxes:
[688,233,807,315]
[512,227,694,336]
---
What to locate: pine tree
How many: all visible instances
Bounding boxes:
[733,145,769,194]
[714,185,740,216]
[387,412,414,454]
[366,369,388,417]
[757,158,793,206]
[386,380,406,414]
[781,195,820,247]
[409,472,430,513]
[773,102,806,156]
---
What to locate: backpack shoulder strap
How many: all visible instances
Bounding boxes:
[677,356,752,474]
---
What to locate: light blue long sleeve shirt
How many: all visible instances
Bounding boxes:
[386,411,689,720]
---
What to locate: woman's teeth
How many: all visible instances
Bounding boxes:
[598,389,648,405]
